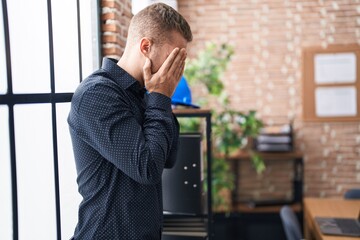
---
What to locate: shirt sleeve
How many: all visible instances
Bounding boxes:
[68,83,179,185]
[164,113,179,169]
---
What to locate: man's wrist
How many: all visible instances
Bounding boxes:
[145,92,172,112]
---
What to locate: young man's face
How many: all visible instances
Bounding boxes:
[148,31,188,74]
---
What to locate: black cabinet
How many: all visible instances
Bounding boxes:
[163,133,206,215]
[162,109,213,240]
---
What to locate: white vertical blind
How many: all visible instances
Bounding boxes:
[56,103,81,239]
[52,0,80,93]
[2,0,100,238]
[14,104,56,240]
[0,2,7,94]
[80,0,101,78]
[7,0,50,94]
[0,106,12,240]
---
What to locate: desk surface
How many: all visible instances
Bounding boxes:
[304,198,360,240]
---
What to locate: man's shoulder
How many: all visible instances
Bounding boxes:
[70,71,121,109]
[75,70,121,95]
[82,69,114,87]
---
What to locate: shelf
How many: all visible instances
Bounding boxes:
[228,150,304,161]
[163,213,209,219]
[233,202,302,213]
[213,203,302,215]
[227,150,304,214]
[172,108,212,116]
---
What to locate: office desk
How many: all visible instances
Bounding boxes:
[304,198,360,240]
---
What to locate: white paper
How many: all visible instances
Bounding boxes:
[314,53,356,84]
[315,87,357,117]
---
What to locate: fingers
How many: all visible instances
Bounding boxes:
[159,48,180,73]
[159,47,186,75]
[159,48,186,83]
[173,48,187,74]
[175,56,186,79]
[144,47,187,97]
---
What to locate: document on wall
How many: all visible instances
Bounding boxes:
[314,53,356,84]
[315,86,357,117]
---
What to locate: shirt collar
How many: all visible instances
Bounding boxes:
[101,57,146,98]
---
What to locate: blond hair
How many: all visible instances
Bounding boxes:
[128,3,192,46]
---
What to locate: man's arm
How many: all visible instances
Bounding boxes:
[68,84,176,185]
[142,47,186,169]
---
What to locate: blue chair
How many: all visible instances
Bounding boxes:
[280,205,303,240]
[344,188,360,199]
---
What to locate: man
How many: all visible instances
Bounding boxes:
[67,3,192,239]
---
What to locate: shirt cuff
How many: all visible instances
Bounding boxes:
[145,92,172,112]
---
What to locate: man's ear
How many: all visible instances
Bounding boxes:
[139,37,152,57]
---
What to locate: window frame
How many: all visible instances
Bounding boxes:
[0,0,101,239]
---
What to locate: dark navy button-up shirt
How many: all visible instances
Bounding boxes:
[68,58,179,239]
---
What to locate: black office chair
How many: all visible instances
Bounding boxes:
[280,205,303,240]
[344,188,360,199]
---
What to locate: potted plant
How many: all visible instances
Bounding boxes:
[180,42,265,211]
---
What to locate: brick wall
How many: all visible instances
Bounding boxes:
[101,0,360,200]
[101,0,132,59]
[178,0,360,200]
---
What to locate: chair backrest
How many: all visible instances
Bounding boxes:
[344,189,360,199]
[280,205,302,240]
